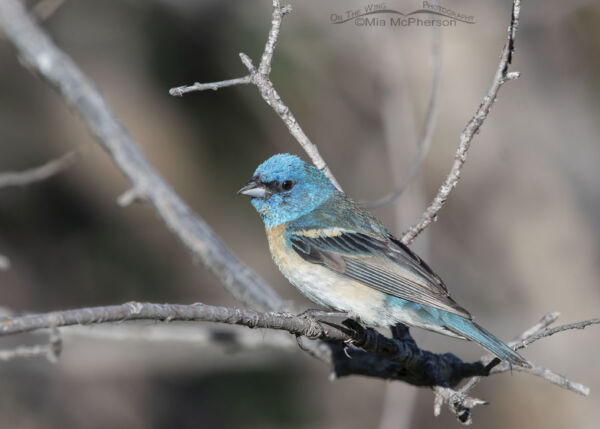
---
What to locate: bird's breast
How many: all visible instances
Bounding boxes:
[265,224,388,325]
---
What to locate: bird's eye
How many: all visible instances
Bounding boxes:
[281,180,294,191]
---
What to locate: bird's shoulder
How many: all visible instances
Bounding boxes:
[286,193,386,240]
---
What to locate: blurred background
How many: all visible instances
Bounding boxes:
[1,0,599,427]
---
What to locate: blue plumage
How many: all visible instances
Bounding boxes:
[238,153,528,367]
[248,154,336,228]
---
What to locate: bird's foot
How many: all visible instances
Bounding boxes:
[289,309,345,341]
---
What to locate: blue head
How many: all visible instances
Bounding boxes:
[238,154,338,228]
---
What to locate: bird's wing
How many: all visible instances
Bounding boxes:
[289,229,471,318]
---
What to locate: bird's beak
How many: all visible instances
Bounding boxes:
[237,178,269,199]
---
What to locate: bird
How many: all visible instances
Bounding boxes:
[238,153,528,367]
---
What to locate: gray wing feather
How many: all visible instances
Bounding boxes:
[289,232,471,318]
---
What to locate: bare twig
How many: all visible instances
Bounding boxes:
[434,312,597,424]
[1,300,596,402]
[433,386,487,425]
[167,0,342,192]
[471,313,595,396]
[0,302,331,340]
[458,311,560,396]
[457,313,596,404]
[401,0,522,245]
[116,186,145,207]
[0,300,491,387]
[0,0,283,313]
[169,76,251,96]
[0,149,78,189]
[367,14,442,209]
[0,343,53,361]
[0,323,61,362]
[512,311,561,343]
[0,301,488,386]
[492,360,590,396]
[516,318,600,349]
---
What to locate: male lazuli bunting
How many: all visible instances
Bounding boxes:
[238,153,528,366]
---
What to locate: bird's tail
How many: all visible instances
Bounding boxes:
[445,314,530,368]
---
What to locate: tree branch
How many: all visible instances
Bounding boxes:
[401,0,522,245]
[0,300,487,389]
[168,0,342,192]
[433,311,596,424]
[1,301,596,402]
[457,311,594,400]
[517,317,600,349]
[169,76,251,96]
[0,0,282,313]
[0,149,78,189]
[0,324,61,363]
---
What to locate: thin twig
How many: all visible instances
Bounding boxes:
[433,386,487,425]
[367,14,442,209]
[491,361,590,396]
[511,311,561,343]
[0,344,53,361]
[0,300,596,399]
[516,318,600,350]
[458,313,597,399]
[167,0,342,191]
[458,311,559,395]
[0,323,61,362]
[169,76,251,97]
[0,149,78,189]
[401,0,522,245]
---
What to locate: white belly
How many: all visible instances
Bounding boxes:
[266,225,389,326]
[265,225,465,335]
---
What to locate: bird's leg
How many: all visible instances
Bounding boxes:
[390,322,409,339]
[483,357,502,374]
[390,322,417,344]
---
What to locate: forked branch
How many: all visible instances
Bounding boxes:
[400,0,522,245]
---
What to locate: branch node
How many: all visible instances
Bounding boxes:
[0,148,79,189]
[169,87,184,97]
[47,321,62,363]
[505,71,521,80]
[433,386,487,425]
[125,301,144,315]
[239,52,256,74]
[117,186,145,207]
